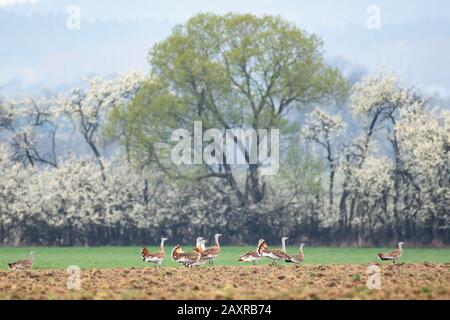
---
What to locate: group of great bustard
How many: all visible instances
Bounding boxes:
[6,239,404,270]
[239,237,305,266]
[139,236,405,268]
[141,234,222,268]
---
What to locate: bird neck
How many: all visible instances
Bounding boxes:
[160,240,165,252]
[196,239,202,251]
[215,236,220,249]
[281,239,287,253]
[398,243,403,252]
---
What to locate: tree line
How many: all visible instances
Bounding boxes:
[0,13,448,246]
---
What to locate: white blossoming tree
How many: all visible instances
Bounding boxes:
[301,108,346,213]
[57,70,145,175]
[0,97,58,167]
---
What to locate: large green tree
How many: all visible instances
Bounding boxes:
[107,13,347,205]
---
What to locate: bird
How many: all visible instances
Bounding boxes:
[172,237,205,268]
[195,239,210,267]
[8,252,34,270]
[140,237,168,267]
[286,243,305,266]
[378,242,405,264]
[238,239,264,266]
[257,237,291,266]
[192,237,204,253]
[171,244,201,268]
[202,233,222,266]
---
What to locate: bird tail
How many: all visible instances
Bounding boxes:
[257,240,267,256]
[171,245,182,261]
[377,253,385,260]
[141,246,149,255]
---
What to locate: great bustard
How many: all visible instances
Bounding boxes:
[202,233,222,266]
[238,239,264,266]
[193,237,204,253]
[286,243,305,266]
[378,242,405,264]
[257,237,291,266]
[140,237,168,267]
[171,244,201,268]
[172,237,207,268]
[8,252,34,270]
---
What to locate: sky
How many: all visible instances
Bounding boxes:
[1,0,450,98]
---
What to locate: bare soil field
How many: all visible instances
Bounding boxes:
[0,263,449,300]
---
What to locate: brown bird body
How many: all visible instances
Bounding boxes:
[172,237,209,268]
[378,242,404,264]
[286,243,305,265]
[238,239,264,265]
[141,237,168,267]
[258,237,291,266]
[202,233,222,266]
[172,244,201,268]
[192,237,205,253]
[8,252,34,270]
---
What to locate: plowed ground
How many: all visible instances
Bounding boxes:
[0,263,449,300]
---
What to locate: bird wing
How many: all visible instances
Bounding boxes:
[287,253,304,263]
[378,249,401,260]
[147,251,165,260]
[177,251,200,263]
[264,249,291,260]
[202,246,219,259]
[8,259,32,269]
[239,251,260,262]
[240,251,258,258]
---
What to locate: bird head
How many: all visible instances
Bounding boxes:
[282,236,289,242]
[398,242,405,247]
[300,243,306,248]
[161,237,168,242]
